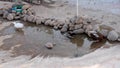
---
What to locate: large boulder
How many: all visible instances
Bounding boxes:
[107,30,119,41]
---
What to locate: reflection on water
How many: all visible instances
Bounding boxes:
[68,0,120,15]
[0,21,109,58]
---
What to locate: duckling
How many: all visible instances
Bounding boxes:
[88,31,104,42]
[12,22,24,31]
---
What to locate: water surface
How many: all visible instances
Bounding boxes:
[0,21,109,58]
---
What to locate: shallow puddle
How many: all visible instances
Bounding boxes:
[0,21,111,58]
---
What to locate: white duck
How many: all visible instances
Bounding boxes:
[12,22,24,31]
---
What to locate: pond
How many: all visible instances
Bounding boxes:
[0,20,110,58]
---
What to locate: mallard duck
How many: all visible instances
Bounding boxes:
[12,22,24,31]
[88,31,104,42]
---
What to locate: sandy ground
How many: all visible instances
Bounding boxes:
[0,0,120,68]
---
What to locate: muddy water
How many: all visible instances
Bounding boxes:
[0,21,109,58]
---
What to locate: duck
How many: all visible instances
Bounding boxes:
[87,31,104,42]
[12,22,24,31]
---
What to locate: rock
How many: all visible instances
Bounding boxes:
[22,4,31,10]
[14,16,21,20]
[70,16,77,24]
[74,24,83,30]
[32,16,37,23]
[11,13,16,17]
[0,9,3,15]
[107,30,119,41]
[57,21,65,26]
[68,23,74,31]
[49,20,56,26]
[100,25,114,31]
[4,5,12,10]
[16,12,21,15]
[28,11,32,15]
[27,15,34,22]
[22,10,27,14]
[58,25,63,29]
[12,10,16,13]
[70,16,84,25]
[7,13,14,20]
[64,33,74,39]
[61,24,68,33]
[45,42,54,49]
[41,17,47,24]
[56,21,65,29]
[82,21,88,25]
[23,15,29,21]
[82,15,89,19]
[53,21,59,26]
[0,21,2,24]
[32,0,41,4]
[27,8,35,15]
[117,37,120,42]
[36,18,42,25]
[71,29,84,34]
[54,26,58,30]
[85,24,93,33]
[3,10,9,18]
[92,25,100,32]
[44,19,52,26]
[75,17,84,24]
[99,29,109,37]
